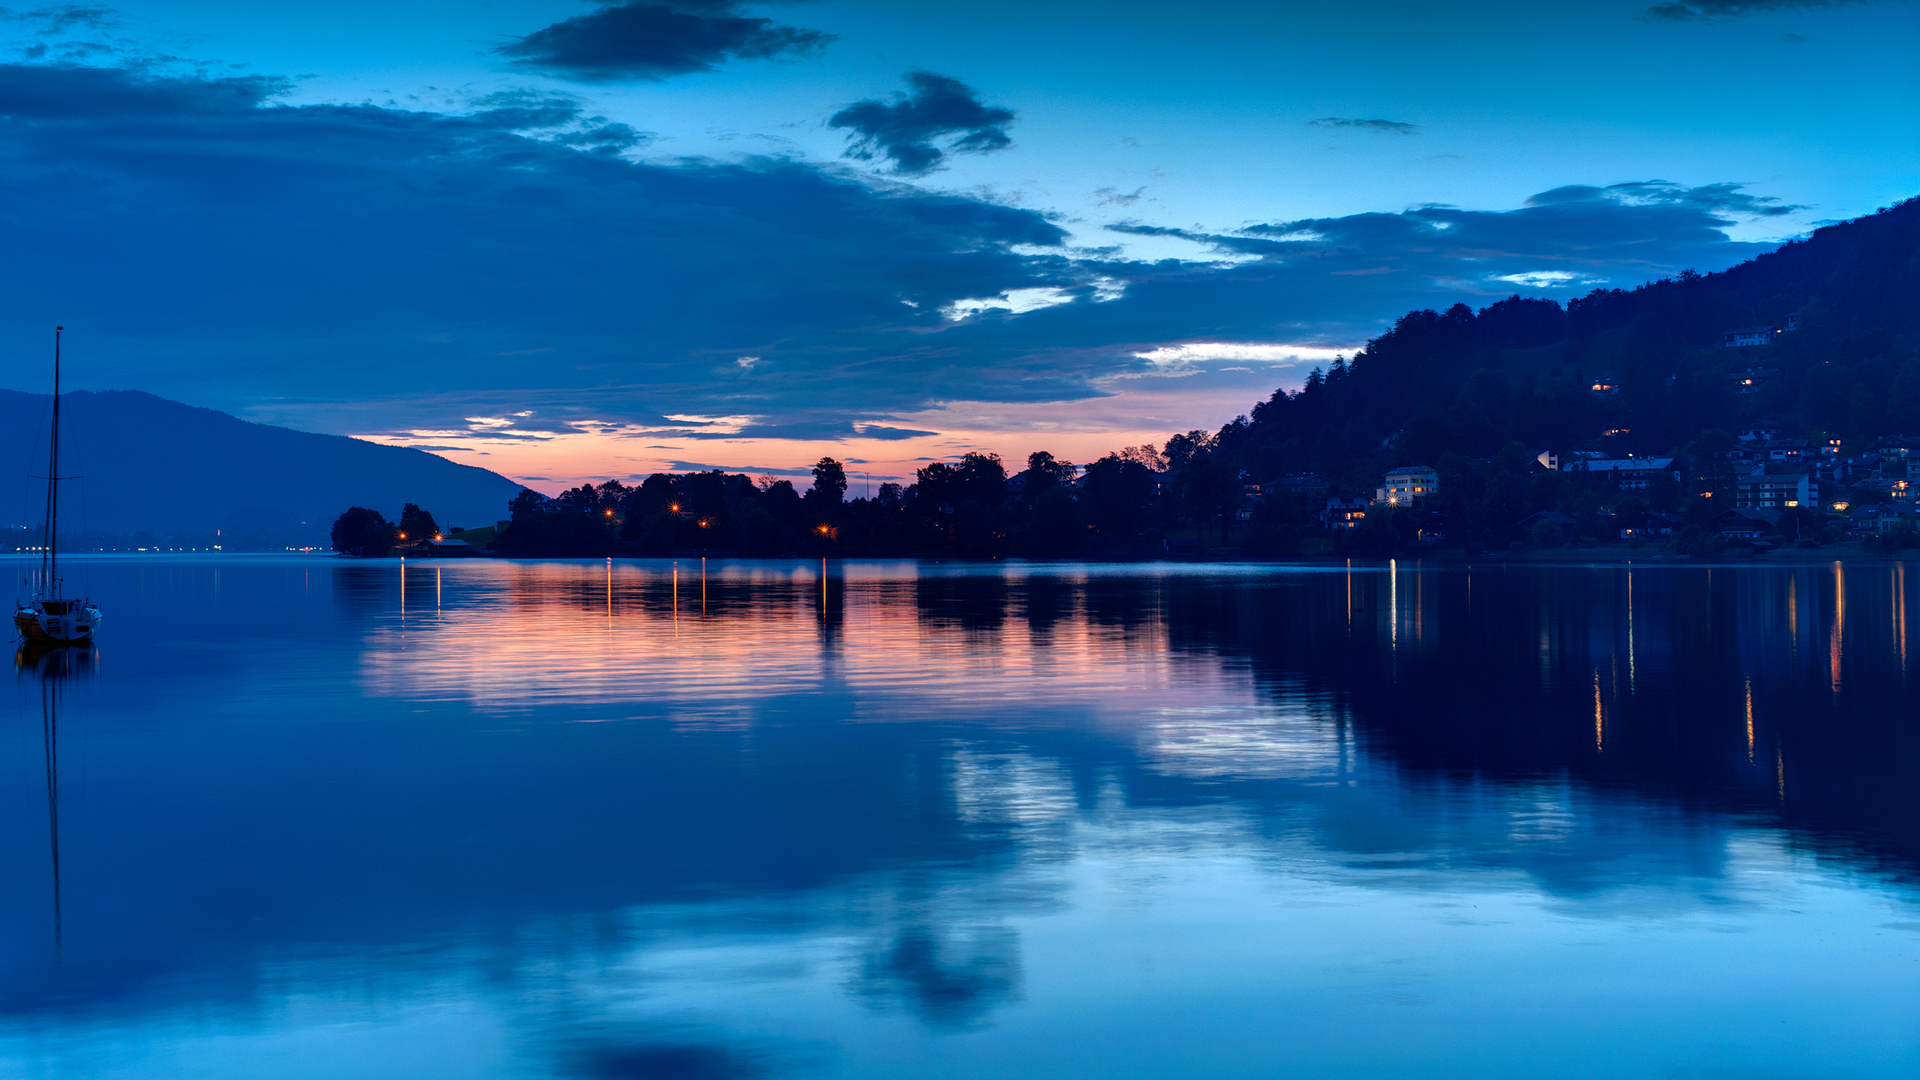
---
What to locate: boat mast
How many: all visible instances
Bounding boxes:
[40,327,59,597]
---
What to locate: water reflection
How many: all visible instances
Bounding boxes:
[15,642,90,960]
[2,557,1917,1078]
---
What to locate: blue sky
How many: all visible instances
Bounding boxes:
[0,0,1912,488]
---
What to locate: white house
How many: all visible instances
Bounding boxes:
[1722,326,1777,348]
[1374,466,1438,507]
[1735,471,1812,509]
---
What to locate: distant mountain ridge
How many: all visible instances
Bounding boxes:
[0,389,524,540]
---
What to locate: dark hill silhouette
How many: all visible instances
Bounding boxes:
[0,389,522,540]
[1228,196,1920,488]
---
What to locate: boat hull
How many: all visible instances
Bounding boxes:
[14,607,97,645]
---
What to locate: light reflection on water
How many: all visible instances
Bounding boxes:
[2,556,1918,1079]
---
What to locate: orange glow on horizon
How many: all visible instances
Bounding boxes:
[349,371,1316,494]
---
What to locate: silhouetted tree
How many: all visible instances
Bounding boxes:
[331,507,396,558]
[809,457,848,506]
[915,453,1007,512]
[397,503,438,543]
[1026,486,1082,556]
[498,487,615,557]
[1082,453,1159,543]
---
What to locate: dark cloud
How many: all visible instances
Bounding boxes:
[1092,186,1145,207]
[497,0,833,82]
[0,5,120,34]
[665,461,816,476]
[829,72,1015,175]
[0,60,1792,446]
[1527,179,1805,218]
[1644,0,1876,18]
[676,419,941,441]
[1306,117,1419,134]
[856,425,939,440]
[466,88,594,131]
[0,60,1073,428]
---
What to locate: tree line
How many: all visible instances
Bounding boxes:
[331,503,442,557]
[483,451,1177,558]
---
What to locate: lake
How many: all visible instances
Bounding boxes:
[4,556,1919,1079]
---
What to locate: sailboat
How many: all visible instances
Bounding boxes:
[14,327,100,645]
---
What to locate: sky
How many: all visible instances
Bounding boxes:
[0,0,1912,492]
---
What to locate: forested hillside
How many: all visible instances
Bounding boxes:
[1223,196,1920,491]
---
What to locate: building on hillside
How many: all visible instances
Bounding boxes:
[1735,470,1812,509]
[1784,311,1800,331]
[1271,473,1330,500]
[1562,456,1679,490]
[1738,419,1786,443]
[1710,507,1781,539]
[1532,449,1559,471]
[1589,375,1619,396]
[420,537,478,557]
[1848,503,1913,535]
[1619,512,1683,541]
[1767,438,1811,463]
[1722,326,1778,348]
[1323,495,1370,529]
[1730,367,1779,393]
[1875,436,1912,474]
[1374,466,1438,507]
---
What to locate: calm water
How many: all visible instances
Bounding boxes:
[4,556,1919,1079]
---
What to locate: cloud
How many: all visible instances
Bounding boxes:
[855,424,939,440]
[666,460,816,476]
[1306,117,1419,135]
[942,287,1075,321]
[1643,0,1877,19]
[0,58,1793,463]
[1132,344,1351,367]
[1493,270,1606,288]
[497,0,833,82]
[676,418,942,441]
[829,72,1015,175]
[1092,186,1146,207]
[0,5,121,34]
[1526,179,1805,218]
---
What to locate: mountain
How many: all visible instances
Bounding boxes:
[0,389,524,542]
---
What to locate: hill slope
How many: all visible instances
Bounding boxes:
[0,390,524,541]
[1225,196,1920,489]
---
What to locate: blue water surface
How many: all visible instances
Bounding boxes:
[2,556,1917,1078]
